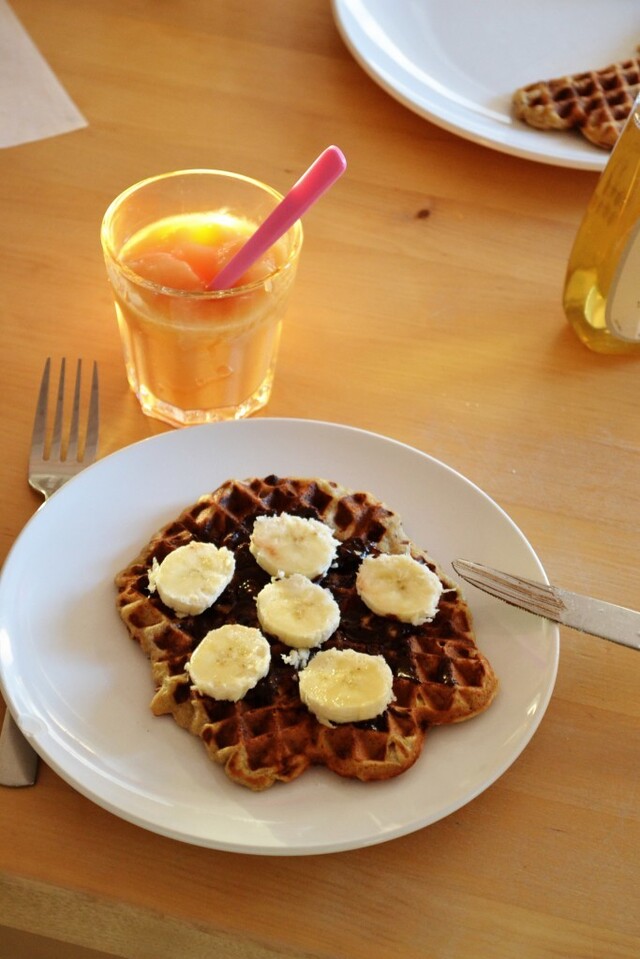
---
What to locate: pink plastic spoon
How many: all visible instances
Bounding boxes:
[208,145,347,291]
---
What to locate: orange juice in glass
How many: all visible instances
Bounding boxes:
[101,169,303,427]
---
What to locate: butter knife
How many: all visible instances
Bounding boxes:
[452,559,640,651]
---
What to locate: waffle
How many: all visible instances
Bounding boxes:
[115,476,498,790]
[513,54,640,149]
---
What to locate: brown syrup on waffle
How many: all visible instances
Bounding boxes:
[513,54,640,149]
[115,476,498,790]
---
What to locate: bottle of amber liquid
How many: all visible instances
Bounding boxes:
[563,93,640,354]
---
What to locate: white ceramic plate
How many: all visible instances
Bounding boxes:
[332,0,640,170]
[0,420,558,855]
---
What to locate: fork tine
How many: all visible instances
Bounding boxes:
[28,359,100,501]
[30,357,51,462]
[50,358,66,461]
[84,361,99,465]
[66,359,82,462]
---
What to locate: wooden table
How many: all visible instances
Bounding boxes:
[1,2,639,957]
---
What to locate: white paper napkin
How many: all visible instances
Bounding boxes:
[0,0,87,148]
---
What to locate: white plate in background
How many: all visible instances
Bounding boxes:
[332,0,639,169]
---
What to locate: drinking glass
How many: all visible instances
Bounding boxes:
[101,169,303,427]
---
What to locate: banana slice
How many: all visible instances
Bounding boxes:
[256,573,340,649]
[299,648,394,726]
[147,541,235,617]
[249,513,339,579]
[356,553,442,625]
[186,624,271,701]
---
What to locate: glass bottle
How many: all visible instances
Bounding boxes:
[563,93,640,354]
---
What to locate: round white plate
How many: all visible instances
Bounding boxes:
[0,420,558,855]
[332,0,640,170]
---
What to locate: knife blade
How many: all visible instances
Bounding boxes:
[452,559,640,651]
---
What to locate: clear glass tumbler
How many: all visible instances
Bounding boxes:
[101,169,303,427]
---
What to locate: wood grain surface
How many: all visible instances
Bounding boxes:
[0,2,638,958]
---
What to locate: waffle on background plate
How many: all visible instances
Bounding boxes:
[115,476,498,790]
[513,51,640,149]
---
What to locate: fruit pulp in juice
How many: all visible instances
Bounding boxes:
[110,211,294,424]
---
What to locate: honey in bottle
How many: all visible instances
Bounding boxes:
[563,93,640,354]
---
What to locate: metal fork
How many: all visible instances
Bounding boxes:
[28,357,99,499]
[0,358,99,787]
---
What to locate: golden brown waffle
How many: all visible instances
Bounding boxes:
[513,55,640,149]
[115,476,498,790]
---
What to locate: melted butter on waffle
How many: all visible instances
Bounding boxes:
[115,476,498,790]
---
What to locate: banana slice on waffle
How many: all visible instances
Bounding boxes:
[256,573,340,649]
[356,552,443,625]
[186,624,271,701]
[148,541,234,617]
[250,513,339,578]
[299,648,395,726]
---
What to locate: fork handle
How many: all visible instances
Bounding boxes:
[0,710,39,786]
